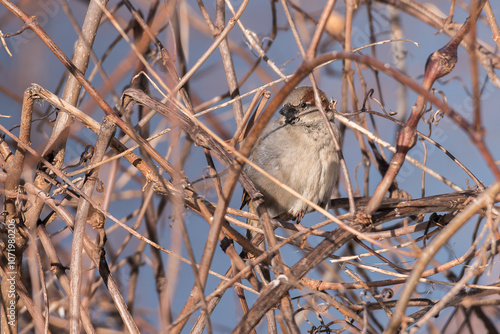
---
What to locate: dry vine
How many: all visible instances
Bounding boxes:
[1,0,500,333]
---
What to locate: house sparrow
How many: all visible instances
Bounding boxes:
[243,86,341,233]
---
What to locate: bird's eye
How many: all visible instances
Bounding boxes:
[300,102,307,108]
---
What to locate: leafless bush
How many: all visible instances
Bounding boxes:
[1,0,500,333]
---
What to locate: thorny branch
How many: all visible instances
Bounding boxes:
[1,1,500,333]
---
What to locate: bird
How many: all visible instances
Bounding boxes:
[243,86,341,237]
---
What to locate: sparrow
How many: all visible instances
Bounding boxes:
[243,86,341,234]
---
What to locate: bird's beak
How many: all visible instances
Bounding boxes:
[279,104,298,124]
